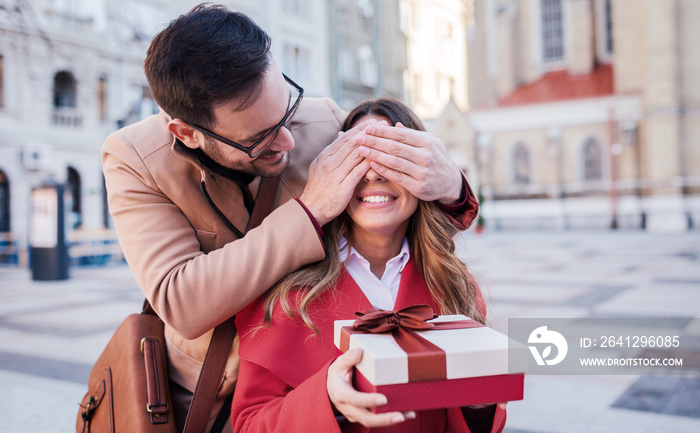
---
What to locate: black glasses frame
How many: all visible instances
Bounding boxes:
[190,73,304,158]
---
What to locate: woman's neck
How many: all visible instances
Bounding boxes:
[350,229,406,279]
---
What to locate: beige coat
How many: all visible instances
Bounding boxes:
[103,97,346,428]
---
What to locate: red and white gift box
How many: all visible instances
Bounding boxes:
[333,306,527,413]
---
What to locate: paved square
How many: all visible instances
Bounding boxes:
[1,231,699,432]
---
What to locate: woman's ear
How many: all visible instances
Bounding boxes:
[168,119,201,149]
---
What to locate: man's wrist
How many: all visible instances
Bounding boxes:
[437,175,468,211]
[437,169,466,205]
[295,198,324,240]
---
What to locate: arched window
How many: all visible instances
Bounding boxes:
[0,170,9,232]
[67,167,82,229]
[53,71,77,108]
[512,143,531,185]
[583,138,603,181]
[541,0,565,62]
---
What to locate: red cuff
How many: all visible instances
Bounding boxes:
[437,176,469,215]
[295,198,324,241]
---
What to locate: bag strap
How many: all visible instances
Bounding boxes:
[182,175,281,433]
[246,175,281,232]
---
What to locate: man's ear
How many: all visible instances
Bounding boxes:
[168,119,201,150]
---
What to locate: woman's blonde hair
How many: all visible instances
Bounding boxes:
[263,97,484,330]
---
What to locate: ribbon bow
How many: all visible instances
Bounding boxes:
[341,304,484,382]
[353,304,438,333]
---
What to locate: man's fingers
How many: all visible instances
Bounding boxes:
[327,119,378,153]
[369,160,407,182]
[359,143,425,185]
[359,143,423,170]
[341,157,371,186]
[318,119,377,173]
[327,148,367,191]
[314,135,365,181]
[357,135,433,172]
[364,124,433,147]
[354,124,463,202]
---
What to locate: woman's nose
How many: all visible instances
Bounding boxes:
[364,168,385,182]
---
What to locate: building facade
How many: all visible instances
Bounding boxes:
[463,0,700,231]
[0,0,165,264]
[0,0,422,265]
[0,0,334,265]
[401,0,472,119]
[243,0,332,99]
[328,0,406,111]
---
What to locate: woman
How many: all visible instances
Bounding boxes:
[231,98,506,433]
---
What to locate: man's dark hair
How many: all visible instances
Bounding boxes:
[144,3,272,128]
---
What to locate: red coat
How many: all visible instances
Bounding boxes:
[232,258,506,433]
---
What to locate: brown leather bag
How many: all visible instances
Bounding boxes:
[77,176,280,433]
[77,308,175,433]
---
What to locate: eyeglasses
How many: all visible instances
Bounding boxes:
[190,73,304,158]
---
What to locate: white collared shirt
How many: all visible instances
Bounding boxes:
[339,237,411,310]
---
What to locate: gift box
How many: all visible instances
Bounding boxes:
[333,306,527,413]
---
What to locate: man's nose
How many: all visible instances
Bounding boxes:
[268,126,295,152]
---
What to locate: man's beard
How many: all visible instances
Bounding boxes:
[203,139,290,178]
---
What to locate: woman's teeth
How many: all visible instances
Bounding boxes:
[361,196,395,203]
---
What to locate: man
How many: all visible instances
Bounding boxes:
[102,4,478,432]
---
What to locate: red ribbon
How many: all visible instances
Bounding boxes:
[340,304,484,382]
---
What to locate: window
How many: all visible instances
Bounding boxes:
[339,47,354,81]
[541,0,564,62]
[0,170,9,232]
[357,45,378,88]
[53,70,81,126]
[284,45,311,84]
[67,167,82,229]
[595,0,613,61]
[399,0,411,35]
[139,86,157,119]
[283,0,309,17]
[118,85,156,127]
[603,0,613,54]
[414,73,423,103]
[0,55,4,108]
[438,75,452,103]
[512,143,531,185]
[583,138,603,181]
[356,0,374,18]
[53,71,77,108]
[438,20,454,55]
[98,75,107,121]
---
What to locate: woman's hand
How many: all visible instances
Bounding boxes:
[326,348,415,428]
